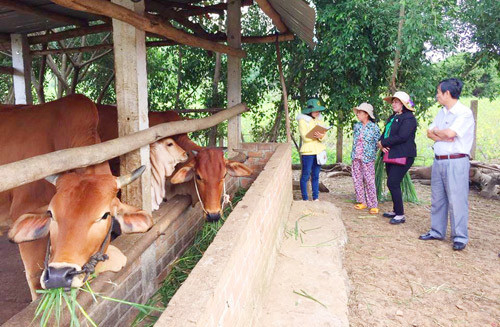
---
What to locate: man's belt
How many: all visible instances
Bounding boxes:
[435,153,468,160]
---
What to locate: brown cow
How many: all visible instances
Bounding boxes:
[0,95,152,298]
[97,105,252,221]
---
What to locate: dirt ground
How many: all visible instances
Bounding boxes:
[293,171,500,327]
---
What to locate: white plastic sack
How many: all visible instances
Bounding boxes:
[317,150,327,165]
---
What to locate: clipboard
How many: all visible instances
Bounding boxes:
[306,124,331,139]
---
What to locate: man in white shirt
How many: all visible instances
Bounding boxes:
[419,78,475,251]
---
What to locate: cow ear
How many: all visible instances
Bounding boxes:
[111,198,153,234]
[9,207,51,243]
[226,160,253,177]
[170,161,195,184]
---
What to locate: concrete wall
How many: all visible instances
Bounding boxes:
[156,142,292,327]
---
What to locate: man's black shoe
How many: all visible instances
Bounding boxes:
[418,233,443,241]
[453,242,466,251]
[389,216,405,224]
[383,212,396,218]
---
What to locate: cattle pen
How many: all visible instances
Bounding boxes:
[0,1,322,326]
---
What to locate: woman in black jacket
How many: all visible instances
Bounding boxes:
[378,91,417,224]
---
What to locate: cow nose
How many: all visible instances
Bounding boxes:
[43,266,77,290]
[206,212,220,222]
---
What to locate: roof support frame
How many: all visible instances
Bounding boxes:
[0,0,88,26]
[50,0,246,58]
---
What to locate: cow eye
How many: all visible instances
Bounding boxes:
[101,212,110,220]
[167,142,173,147]
[195,174,201,180]
[46,210,53,219]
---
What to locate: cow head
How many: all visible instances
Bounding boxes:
[8,166,153,290]
[170,148,252,222]
[150,138,188,210]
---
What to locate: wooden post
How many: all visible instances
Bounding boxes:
[112,0,151,213]
[470,99,478,160]
[10,34,32,104]
[227,0,242,157]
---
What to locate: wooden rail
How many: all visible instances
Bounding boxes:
[0,103,247,193]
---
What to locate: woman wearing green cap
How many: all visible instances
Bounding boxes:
[297,98,328,201]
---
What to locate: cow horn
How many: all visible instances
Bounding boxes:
[45,173,61,186]
[116,165,146,189]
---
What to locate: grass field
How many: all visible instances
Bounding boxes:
[243,97,499,166]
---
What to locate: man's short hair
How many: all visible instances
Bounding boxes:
[439,78,463,99]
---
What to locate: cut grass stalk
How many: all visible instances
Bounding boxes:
[293,289,327,308]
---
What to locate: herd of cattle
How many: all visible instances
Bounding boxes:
[0,94,252,300]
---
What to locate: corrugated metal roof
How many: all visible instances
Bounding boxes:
[268,0,316,48]
[0,0,99,34]
[0,0,316,48]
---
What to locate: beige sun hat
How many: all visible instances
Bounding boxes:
[353,102,375,119]
[383,91,415,111]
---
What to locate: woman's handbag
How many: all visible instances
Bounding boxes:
[317,150,327,165]
[383,152,407,165]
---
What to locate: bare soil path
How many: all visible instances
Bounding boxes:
[302,172,500,327]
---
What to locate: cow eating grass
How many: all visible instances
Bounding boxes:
[0,95,153,299]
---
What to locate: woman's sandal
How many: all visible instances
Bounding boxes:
[369,208,379,214]
[354,203,367,210]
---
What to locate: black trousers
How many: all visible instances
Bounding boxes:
[385,157,414,215]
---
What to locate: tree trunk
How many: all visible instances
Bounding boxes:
[275,37,291,142]
[174,45,182,110]
[336,125,343,163]
[389,1,405,95]
[410,163,500,200]
[268,101,284,142]
[97,72,115,104]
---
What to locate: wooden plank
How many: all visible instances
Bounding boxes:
[30,40,176,55]
[0,0,87,26]
[0,103,248,193]
[28,24,111,45]
[112,0,151,212]
[29,34,293,55]
[226,0,242,156]
[0,66,14,75]
[10,34,33,105]
[470,100,478,160]
[254,0,288,32]
[51,0,246,58]
[242,33,294,44]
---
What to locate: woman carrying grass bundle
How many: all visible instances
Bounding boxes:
[297,98,328,201]
[377,91,417,225]
[351,103,381,214]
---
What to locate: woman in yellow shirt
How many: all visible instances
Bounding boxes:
[297,98,327,201]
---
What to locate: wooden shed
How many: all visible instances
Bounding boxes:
[0,0,316,325]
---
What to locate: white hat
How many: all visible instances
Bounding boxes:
[353,102,375,119]
[383,91,415,111]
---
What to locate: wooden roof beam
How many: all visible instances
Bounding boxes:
[28,23,111,45]
[180,3,226,17]
[254,0,287,33]
[0,0,87,26]
[147,1,217,40]
[0,66,15,75]
[29,33,294,55]
[51,0,246,58]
